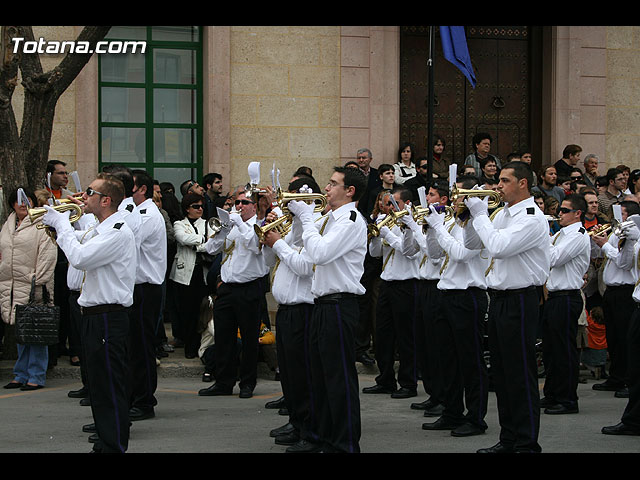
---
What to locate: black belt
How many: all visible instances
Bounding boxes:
[488,286,536,298]
[605,284,634,291]
[278,303,313,311]
[80,304,127,316]
[314,293,359,304]
[547,289,580,298]
[442,287,486,296]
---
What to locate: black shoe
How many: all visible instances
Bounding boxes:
[265,396,286,409]
[68,386,89,399]
[270,422,295,438]
[544,403,579,415]
[274,431,300,446]
[615,387,630,398]
[285,439,323,453]
[278,407,289,416]
[423,404,445,417]
[79,397,91,406]
[3,381,23,389]
[239,386,254,399]
[130,407,155,421]
[539,396,556,408]
[391,387,417,399]
[362,384,396,394]
[602,422,640,436]
[593,380,624,391]
[410,398,439,410]
[82,423,96,433]
[477,442,514,453]
[356,353,376,366]
[198,383,233,396]
[20,384,43,391]
[88,433,100,443]
[422,417,464,431]
[202,372,213,383]
[451,423,486,437]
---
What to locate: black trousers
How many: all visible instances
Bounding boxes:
[309,295,361,453]
[128,283,162,411]
[374,279,419,391]
[488,287,541,453]
[416,279,445,405]
[68,291,88,388]
[602,285,635,387]
[174,264,208,358]
[276,303,317,442]
[82,309,130,453]
[542,291,583,407]
[622,304,640,428]
[213,278,264,390]
[356,253,382,355]
[439,287,489,428]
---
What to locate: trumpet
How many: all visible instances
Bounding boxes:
[449,185,502,217]
[411,204,455,225]
[207,217,229,239]
[254,190,327,242]
[588,223,611,237]
[28,201,84,242]
[244,183,269,204]
[367,209,410,239]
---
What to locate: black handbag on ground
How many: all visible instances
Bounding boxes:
[14,277,60,345]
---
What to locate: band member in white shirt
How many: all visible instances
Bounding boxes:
[287,166,367,453]
[591,200,640,397]
[127,170,167,421]
[364,188,421,399]
[602,214,640,436]
[262,177,322,452]
[464,161,550,453]
[401,181,449,417]
[199,191,269,399]
[42,173,137,453]
[540,194,591,415]
[419,175,490,437]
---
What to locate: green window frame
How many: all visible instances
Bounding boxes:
[98,26,203,193]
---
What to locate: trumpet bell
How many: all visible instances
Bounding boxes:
[207,217,229,238]
[450,185,502,216]
[28,202,83,228]
[278,191,327,214]
[254,215,292,242]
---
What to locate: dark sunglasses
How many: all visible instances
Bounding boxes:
[189,204,203,210]
[86,186,106,197]
[235,199,254,206]
[558,207,579,214]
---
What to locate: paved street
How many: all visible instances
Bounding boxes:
[1,362,639,454]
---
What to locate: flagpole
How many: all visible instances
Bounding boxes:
[427,25,435,180]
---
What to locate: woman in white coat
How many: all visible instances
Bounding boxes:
[0,188,57,390]
[169,192,210,358]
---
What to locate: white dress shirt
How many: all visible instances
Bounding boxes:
[546,221,591,292]
[263,233,315,306]
[469,196,550,290]
[631,241,640,303]
[430,219,488,290]
[600,233,636,287]
[298,201,367,297]
[204,214,268,284]
[55,210,137,308]
[369,224,420,281]
[134,198,167,285]
[118,196,141,237]
[401,218,443,281]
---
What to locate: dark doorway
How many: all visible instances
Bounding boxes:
[400,26,544,171]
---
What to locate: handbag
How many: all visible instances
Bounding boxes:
[14,277,60,345]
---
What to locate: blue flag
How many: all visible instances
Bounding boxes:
[439,26,476,88]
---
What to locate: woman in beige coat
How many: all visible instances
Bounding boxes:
[0,188,57,390]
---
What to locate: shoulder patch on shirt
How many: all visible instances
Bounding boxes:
[140,209,147,214]
[126,204,134,212]
[579,227,586,234]
[526,207,535,215]
[113,222,124,230]
[350,211,357,222]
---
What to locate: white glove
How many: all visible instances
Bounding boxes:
[399,210,417,230]
[464,196,489,218]
[287,200,314,222]
[229,213,245,228]
[425,204,445,228]
[41,205,71,232]
[379,226,391,239]
[621,225,640,241]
